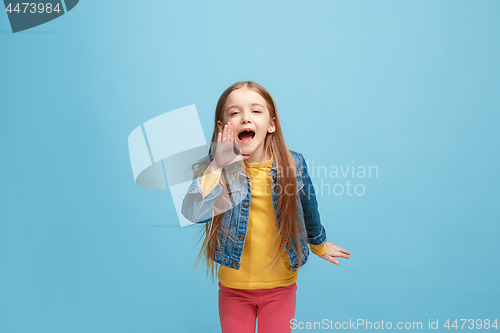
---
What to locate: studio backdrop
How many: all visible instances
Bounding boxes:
[1,1,499,332]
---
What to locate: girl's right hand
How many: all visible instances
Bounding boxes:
[211,122,249,172]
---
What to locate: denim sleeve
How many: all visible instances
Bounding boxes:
[181,167,231,224]
[298,152,327,246]
[201,167,222,198]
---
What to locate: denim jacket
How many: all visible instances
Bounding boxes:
[181,149,327,271]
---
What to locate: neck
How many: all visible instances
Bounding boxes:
[245,148,271,163]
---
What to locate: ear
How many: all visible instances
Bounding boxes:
[217,120,222,133]
[268,117,276,133]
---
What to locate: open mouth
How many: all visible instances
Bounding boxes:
[238,129,255,144]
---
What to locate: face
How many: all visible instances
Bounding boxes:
[218,87,276,162]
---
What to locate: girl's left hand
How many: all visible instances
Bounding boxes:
[319,242,350,265]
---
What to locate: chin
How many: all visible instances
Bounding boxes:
[241,149,254,156]
[239,139,263,157]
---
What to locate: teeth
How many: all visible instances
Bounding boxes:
[238,129,255,142]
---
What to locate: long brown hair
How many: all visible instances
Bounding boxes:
[190,81,306,282]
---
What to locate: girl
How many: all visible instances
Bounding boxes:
[181,81,350,333]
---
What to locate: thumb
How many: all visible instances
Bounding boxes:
[233,154,250,163]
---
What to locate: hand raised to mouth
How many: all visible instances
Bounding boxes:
[211,122,250,173]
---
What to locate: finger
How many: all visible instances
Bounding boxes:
[330,251,350,259]
[337,254,349,259]
[332,244,350,255]
[229,123,234,143]
[325,256,339,265]
[232,144,240,156]
[233,150,246,161]
[339,248,351,255]
[230,124,234,143]
[217,131,222,143]
[233,136,242,152]
[222,124,228,142]
[225,122,230,143]
[234,153,249,162]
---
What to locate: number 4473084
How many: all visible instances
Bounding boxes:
[5,3,61,14]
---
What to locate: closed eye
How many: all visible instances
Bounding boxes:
[230,111,260,115]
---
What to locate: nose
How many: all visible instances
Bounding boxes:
[241,110,252,124]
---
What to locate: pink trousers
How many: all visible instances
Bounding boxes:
[218,282,297,333]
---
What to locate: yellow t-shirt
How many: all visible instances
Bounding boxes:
[200,155,327,289]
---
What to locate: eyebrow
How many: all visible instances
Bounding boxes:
[226,103,265,112]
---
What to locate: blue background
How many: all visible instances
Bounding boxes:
[1,1,499,332]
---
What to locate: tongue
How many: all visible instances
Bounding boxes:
[239,131,254,141]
